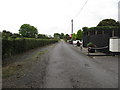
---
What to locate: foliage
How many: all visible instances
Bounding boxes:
[2,38,58,59]
[97,19,120,26]
[2,30,13,39]
[64,34,70,40]
[19,24,38,38]
[54,33,60,39]
[37,34,49,39]
[82,26,120,33]
[82,27,89,32]
[82,19,120,34]
[76,29,83,40]
[87,42,95,47]
[11,33,21,39]
[54,33,69,39]
[60,33,64,39]
[72,33,77,40]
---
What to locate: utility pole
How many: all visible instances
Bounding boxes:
[71,19,73,34]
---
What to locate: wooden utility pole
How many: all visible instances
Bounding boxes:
[71,19,73,34]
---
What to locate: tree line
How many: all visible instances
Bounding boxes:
[2,24,53,40]
[2,24,58,60]
[1,18,119,41]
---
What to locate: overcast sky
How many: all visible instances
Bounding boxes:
[0,0,119,36]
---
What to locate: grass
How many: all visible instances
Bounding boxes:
[34,50,48,58]
[2,65,22,78]
[2,50,48,78]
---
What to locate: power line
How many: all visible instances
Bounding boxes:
[71,0,89,34]
[73,0,89,19]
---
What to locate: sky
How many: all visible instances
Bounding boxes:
[118,1,120,22]
[0,0,119,36]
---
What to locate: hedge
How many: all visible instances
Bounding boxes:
[83,26,120,32]
[2,38,58,59]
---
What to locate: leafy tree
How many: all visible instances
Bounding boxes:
[19,24,38,38]
[82,27,89,32]
[97,19,119,26]
[54,33,60,39]
[2,30,13,39]
[76,29,83,40]
[60,33,65,39]
[72,33,77,40]
[65,34,70,40]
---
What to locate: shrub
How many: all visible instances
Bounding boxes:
[87,42,95,47]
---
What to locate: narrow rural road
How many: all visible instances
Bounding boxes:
[3,40,118,88]
[44,40,118,88]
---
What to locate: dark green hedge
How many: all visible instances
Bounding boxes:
[2,38,58,59]
[83,26,120,37]
[83,26,120,32]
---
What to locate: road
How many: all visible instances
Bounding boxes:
[3,40,118,88]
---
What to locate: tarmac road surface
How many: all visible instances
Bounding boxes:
[44,40,118,88]
[3,40,118,88]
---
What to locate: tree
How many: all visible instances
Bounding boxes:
[2,30,13,39]
[12,33,21,38]
[82,27,89,32]
[60,33,65,39]
[97,19,119,26]
[76,29,83,40]
[19,24,38,38]
[72,33,77,40]
[116,21,120,26]
[37,34,49,39]
[65,34,70,40]
[54,33,60,39]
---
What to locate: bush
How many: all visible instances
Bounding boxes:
[87,42,95,47]
[2,38,58,59]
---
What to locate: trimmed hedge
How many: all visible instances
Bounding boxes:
[2,38,58,59]
[83,26,120,35]
[83,26,120,31]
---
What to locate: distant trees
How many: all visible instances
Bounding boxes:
[54,33,60,39]
[97,19,120,26]
[12,33,21,38]
[54,33,71,40]
[2,30,21,40]
[19,24,38,38]
[53,31,83,40]
[60,33,65,39]
[65,34,70,40]
[2,24,51,40]
[2,30,13,39]
[37,34,49,39]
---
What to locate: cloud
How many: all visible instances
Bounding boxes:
[0,0,119,35]
[119,1,120,22]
